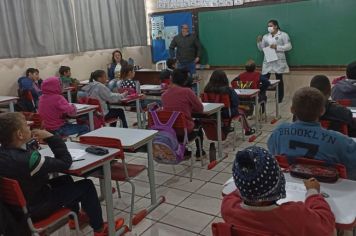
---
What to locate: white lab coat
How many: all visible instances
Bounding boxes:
[257,30,292,75]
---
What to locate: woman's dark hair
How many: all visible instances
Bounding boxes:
[112,50,123,64]
[268,19,280,29]
[172,69,189,87]
[120,62,134,80]
[204,70,229,94]
[89,70,106,82]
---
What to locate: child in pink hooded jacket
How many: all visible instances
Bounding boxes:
[39,77,89,136]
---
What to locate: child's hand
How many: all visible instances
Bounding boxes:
[304,178,320,193]
[32,129,53,142]
[121,91,128,97]
[270,44,277,49]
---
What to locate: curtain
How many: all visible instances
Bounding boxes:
[74,0,147,51]
[0,0,77,58]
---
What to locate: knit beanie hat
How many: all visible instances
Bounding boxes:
[232,146,286,202]
[346,61,356,80]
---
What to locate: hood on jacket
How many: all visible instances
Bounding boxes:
[81,81,100,93]
[335,79,356,95]
[42,77,62,95]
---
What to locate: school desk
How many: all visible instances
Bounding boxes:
[347,107,356,119]
[80,127,164,228]
[112,94,145,128]
[134,69,161,85]
[267,80,281,121]
[0,96,18,112]
[234,89,262,137]
[222,174,356,230]
[63,86,76,103]
[40,142,120,236]
[70,103,98,131]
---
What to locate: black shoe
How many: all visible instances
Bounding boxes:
[184,150,192,160]
[195,150,206,161]
[245,128,256,136]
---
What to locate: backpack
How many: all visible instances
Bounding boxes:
[150,110,187,164]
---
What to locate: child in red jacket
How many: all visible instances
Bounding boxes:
[221,146,335,236]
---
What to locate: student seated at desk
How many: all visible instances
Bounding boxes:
[267,87,356,179]
[331,61,356,105]
[221,146,335,236]
[310,75,356,137]
[38,77,89,136]
[17,68,43,111]
[59,66,79,103]
[0,113,124,236]
[82,70,128,128]
[204,70,254,135]
[118,63,136,91]
[161,69,206,160]
[160,58,177,85]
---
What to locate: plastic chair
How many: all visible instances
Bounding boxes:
[147,110,204,181]
[275,155,347,179]
[320,119,349,135]
[78,97,121,128]
[155,60,167,70]
[0,177,79,236]
[22,112,43,129]
[201,93,246,150]
[212,222,275,236]
[18,89,37,112]
[79,136,145,231]
[336,99,352,107]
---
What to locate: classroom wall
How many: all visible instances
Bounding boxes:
[0,46,152,96]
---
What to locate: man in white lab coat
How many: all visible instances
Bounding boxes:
[257,19,292,103]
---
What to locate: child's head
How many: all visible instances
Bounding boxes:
[171,68,189,87]
[59,66,71,77]
[291,87,325,122]
[233,146,286,204]
[120,63,135,80]
[41,77,63,95]
[310,75,331,99]
[204,70,229,92]
[0,112,31,148]
[166,58,177,70]
[26,68,39,81]
[90,70,107,84]
[346,61,356,80]
[245,59,256,72]
[112,50,123,64]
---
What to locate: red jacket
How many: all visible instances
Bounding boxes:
[238,71,261,89]
[221,192,335,236]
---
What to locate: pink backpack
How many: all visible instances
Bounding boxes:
[150,110,187,164]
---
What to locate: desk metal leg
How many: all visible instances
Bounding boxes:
[67,90,72,103]
[275,83,281,119]
[103,162,115,236]
[88,111,94,131]
[255,95,259,130]
[9,102,14,112]
[217,110,223,160]
[136,99,142,129]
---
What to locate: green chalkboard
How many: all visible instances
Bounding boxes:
[198,0,356,66]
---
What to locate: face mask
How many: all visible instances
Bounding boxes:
[268,27,274,33]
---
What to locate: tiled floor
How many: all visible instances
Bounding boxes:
[48,90,294,236]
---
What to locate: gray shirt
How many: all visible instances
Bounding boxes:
[169,33,201,63]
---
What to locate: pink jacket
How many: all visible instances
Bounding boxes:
[38,77,77,131]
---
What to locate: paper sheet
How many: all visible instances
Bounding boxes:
[72,104,90,110]
[263,47,278,63]
[69,149,87,160]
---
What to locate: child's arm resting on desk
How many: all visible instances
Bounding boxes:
[28,135,72,176]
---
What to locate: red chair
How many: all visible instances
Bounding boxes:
[22,112,43,129]
[0,177,79,236]
[212,222,275,236]
[336,99,352,107]
[79,136,145,231]
[320,120,348,135]
[201,93,247,150]
[78,97,120,128]
[147,110,203,181]
[275,155,347,179]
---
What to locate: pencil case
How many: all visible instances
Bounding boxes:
[290,163,339,183]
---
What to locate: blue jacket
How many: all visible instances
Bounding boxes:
[18,76,42,101]
[267,121,356,180]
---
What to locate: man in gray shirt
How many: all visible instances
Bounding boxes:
[169,24,201,75]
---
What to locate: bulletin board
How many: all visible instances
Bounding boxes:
[151,12,193,63]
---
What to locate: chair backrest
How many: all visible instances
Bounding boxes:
[320,119,348,135]
[22,112,43,129]
[212,222,274,236]
[275,155,347,179]
[336,99,352,107]
[79,136,124,159]
[0,178,27,208]
[148,110,187,130]
[156,60,167,70]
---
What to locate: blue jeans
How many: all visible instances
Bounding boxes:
[178,61,196,75]
[55,123,89,136]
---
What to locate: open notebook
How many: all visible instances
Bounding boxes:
[71,103,90,111]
